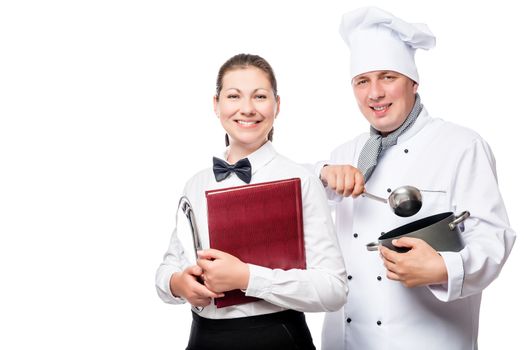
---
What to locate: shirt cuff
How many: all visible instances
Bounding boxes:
[313,161,329,185]
[244,264,273,298]
[157,268,188,305]
[427,251,464,302]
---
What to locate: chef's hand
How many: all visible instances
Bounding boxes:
[169,265,225,307]
[197,249,250,293]
[379,238,448,288]
[320,164,365,197]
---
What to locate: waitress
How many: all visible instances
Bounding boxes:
[156,53,347,349]
[317,7,516,350]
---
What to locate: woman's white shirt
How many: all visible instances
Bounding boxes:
[156,141,348,319]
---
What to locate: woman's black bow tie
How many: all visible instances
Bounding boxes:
[212,157,252,184]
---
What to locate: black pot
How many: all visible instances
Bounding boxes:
[366,211,469,253]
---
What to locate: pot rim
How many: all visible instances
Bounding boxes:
[379,212,453,240]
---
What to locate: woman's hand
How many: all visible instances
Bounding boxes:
[197,249,250,293]
[169,265,225,307]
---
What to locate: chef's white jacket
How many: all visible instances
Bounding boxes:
[318,109,516,350]
[156,141,348,320]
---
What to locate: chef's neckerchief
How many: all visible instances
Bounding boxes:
[357,93,423,182]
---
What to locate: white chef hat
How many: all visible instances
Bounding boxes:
[339,7,436,83]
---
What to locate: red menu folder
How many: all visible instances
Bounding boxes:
[205,177,305,308]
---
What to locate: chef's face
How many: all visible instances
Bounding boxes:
[352,70,418,136]
[214,67,279,153]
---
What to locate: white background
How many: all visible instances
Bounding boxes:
[1,0,522,348]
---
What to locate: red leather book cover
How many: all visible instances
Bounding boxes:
[205,177,305,308]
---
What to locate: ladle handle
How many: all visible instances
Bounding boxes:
[362,191,388,203]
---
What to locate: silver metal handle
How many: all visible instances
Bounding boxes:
[178,196,203,259]
[448,211,470,230]
[178,196,205,313]
[366,242,380,251]
[361,191,388,204]
[419,189,447,193]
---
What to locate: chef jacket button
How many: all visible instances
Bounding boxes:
[387,188,392,193]
[377,320,382,326]
[377,276,382,281]
[404,149,409,153]
[346,317,352,324]
[348,275,353,280]
[353,233,358,238]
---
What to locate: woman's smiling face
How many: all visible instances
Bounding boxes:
[214,66,279,153]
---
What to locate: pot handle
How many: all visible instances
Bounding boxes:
[366,242,379,251]
[448,211,470,230]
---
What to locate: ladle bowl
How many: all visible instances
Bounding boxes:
[362,185,424,217]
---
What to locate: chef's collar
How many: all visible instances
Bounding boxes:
[396,107,430,143]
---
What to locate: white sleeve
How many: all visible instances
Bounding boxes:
[155,194,192,305]
[428,138,516,301]
[244,175,348,312]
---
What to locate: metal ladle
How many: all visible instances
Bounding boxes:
[362,185,440,217]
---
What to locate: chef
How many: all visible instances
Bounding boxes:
[316,6,516,350]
